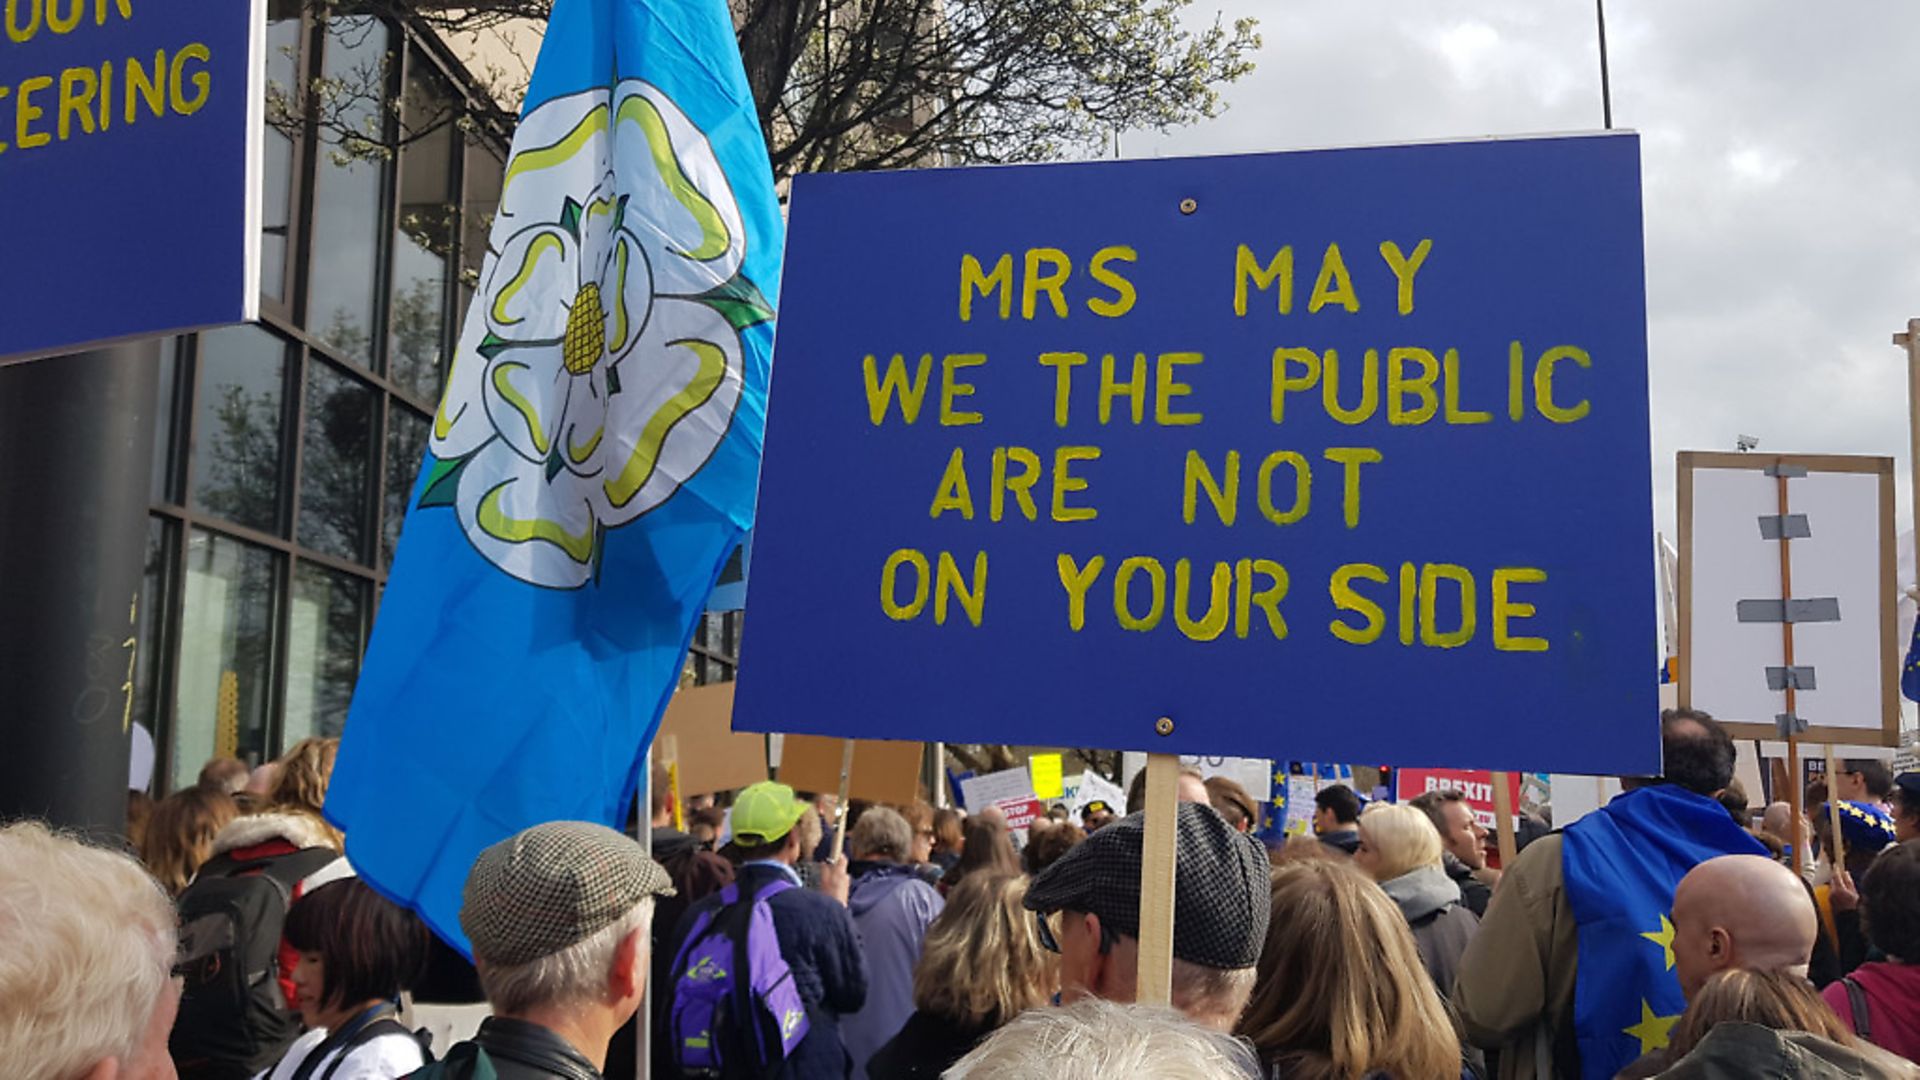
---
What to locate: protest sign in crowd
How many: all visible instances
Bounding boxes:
[6,0,1920,1076]
[6,722,1920,1079]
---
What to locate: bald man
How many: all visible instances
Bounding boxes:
[1671,853,1818,999]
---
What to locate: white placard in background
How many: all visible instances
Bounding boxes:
[1683,456,1896,745]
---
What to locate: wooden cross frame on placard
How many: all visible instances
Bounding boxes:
[1677,452,1899,865]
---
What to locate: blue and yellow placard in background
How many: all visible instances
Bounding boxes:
[1,0,261,362]
[736,133,1659,776]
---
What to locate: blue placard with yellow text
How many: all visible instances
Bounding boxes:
[736,133,1658,776]
[1,0,261,361]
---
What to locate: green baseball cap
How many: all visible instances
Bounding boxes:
[731,781,812,845]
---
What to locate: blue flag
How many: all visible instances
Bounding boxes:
[1561,785,1767,1079]
[326,0,782,953]
[1903,614,1920,702]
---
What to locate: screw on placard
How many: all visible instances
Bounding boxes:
[1178,198,1198,215]
[1155,716,1175,736]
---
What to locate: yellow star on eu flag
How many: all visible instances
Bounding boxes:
[1641,914,1676,971]
[1623,998,1680,1054]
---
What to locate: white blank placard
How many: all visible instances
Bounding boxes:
[1684,457,1893,743]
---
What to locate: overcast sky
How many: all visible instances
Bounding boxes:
[1122,1,1920,542]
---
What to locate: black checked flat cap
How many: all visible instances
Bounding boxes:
[461,821,674,966]
[1024,801,1269,969]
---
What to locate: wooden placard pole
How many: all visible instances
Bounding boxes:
[1787,738,1806,871]
[1898,320,1920,613]
[1775,463,1810,870]
[1490,771,1519,868]
[1826,743,1847,870]
[828,739,856,863]
[1137,750,1179,1007]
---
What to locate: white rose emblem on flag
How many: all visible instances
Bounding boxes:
[426,80,771,589]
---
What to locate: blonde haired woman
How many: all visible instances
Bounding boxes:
[868,872,1057,1079]
[1354,802,1480,991]
[1238,861,1464,1080]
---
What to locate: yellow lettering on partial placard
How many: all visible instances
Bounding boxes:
[170,43,211,115]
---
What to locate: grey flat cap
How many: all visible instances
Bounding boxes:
[1024,801,1270,970]
[461,821,674,966]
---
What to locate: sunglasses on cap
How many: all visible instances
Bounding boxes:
[1035,910,1117,955]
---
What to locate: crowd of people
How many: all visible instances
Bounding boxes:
[5,713,1920,1079]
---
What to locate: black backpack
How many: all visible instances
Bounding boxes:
[169,846,341,1080]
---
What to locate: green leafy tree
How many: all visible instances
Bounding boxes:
[293,0,1258,177]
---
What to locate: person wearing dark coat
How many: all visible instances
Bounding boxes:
[662,782,868,1079]
[1408,788,1499,918]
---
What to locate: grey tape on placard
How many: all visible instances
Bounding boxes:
[1758,514,1812,540]
[1775,712,1810,738]
[1765,464,1809,478]
[1766,665,1818,691]
[1736,598,1842,624]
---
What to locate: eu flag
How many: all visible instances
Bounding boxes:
[1561,785,1767,1079]
[1903,614,1920,702]
[325,0,782,953]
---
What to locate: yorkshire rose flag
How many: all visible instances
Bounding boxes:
[327,0,782,952]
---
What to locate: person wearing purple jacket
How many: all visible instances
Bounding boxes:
[842,806,947,1080]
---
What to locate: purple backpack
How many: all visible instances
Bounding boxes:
[669,877,811,1078]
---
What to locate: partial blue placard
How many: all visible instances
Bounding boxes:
[0,0,261,362]
[736,133,1659,776]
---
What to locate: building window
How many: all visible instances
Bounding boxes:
[134,11,515,793]
[308,14,393,366]
[284,562,368,742]
[383,403,430,568]
[261,7,304,304]
[390,58,459,403]
[173,529,281,789]
[190,325,291,536]
[297,359,376,563]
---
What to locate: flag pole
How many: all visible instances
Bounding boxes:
[1595,0,1614,130]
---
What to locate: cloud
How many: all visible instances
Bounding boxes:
[1127,0,1920,540]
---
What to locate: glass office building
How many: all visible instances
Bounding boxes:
[134,5,739,793]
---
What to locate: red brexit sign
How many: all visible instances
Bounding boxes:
[1395,768,1522,831]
